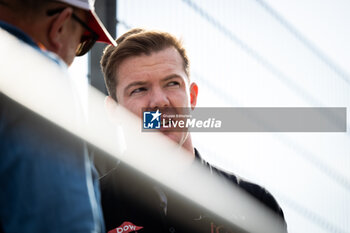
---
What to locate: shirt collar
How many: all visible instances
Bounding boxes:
[0,21,39,49]
[0,20,66,67]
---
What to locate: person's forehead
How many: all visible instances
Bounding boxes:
[117,47,184,80]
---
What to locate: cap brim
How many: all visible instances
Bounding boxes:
[88,10,117,46]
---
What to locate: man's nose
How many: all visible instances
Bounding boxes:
[149,88,170,109]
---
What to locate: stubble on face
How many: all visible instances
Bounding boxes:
[115,47,194,147]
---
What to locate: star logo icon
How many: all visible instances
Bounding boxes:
[143,110,162,129]
[150,109,161,122]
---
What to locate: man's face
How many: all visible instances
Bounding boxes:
[53,8,89,66]
[115,46,198,146]
[62,10,88,65]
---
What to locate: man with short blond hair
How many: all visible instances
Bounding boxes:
[0,0,115,232]
[99,28,287,232]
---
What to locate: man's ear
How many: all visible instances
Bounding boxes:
[48,7,73,52]
[189,82,198,110]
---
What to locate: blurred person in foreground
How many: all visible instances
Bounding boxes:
[99,28,287,233]
[0,0,116,232]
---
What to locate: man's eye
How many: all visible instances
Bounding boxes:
[167,81,180,87]
[130,87,147,95]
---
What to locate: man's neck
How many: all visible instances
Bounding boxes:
[181,135,195,161]
[0,7,18,24]
[0,8,43,44]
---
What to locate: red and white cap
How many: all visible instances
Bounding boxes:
[57,0,117,46]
